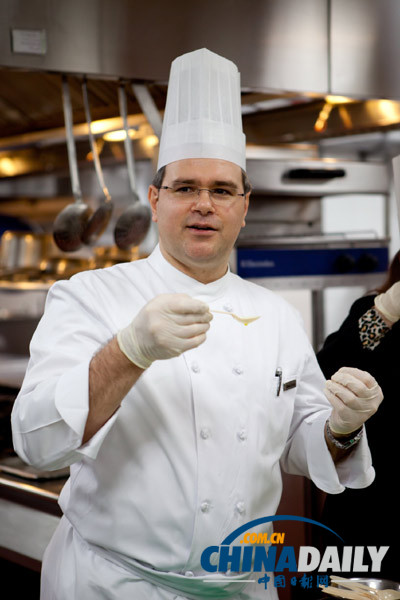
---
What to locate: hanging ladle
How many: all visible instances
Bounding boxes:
[53,76,92,252]
[80,78,113,245]
[113,83,152,250]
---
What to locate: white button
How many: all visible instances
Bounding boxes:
[185,571,194,577]
[223,303,233,312]
[200,428,210,440]
[191,362,200,373]
[237,429,247,441]
[235,501,245,515]
[233,366,243,375]
[201,501,211,513]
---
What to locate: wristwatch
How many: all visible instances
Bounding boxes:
[325,420,363,450]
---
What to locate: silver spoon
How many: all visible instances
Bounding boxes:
[113,83,152,251]
[211,310,261,326]
[80,78,113,245]
[53,76,92,252]
[329,577,400,600]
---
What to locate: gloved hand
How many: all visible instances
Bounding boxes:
[325,366,383,435]
[374,280,400,323]
[117,293,213,369]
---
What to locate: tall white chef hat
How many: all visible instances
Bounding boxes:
[157,48,246,171]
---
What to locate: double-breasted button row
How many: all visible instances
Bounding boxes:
[199,500,246,516]
[199,428,247,442]
[191,361,244,376]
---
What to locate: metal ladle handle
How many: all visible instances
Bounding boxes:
[118,83,137,196]
[61,76,83,203]
[82,79,112,203]
[131,83,163,140]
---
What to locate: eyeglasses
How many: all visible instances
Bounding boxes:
[158,185,246,205]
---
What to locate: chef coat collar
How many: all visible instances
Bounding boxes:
[147,244,231,302]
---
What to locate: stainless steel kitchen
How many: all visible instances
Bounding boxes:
[0,1,399,599]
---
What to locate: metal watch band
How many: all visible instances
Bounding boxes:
[326,420,363,450]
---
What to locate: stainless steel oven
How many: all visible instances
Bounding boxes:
[235,157,390,350]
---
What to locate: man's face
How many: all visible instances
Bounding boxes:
[148,158,250,282]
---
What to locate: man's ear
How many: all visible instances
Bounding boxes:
[241,192,250,228]
[148,185,159,222]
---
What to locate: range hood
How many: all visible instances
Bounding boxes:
[0,0,328,93]
[2,0,400,98]
[2,0,400,178]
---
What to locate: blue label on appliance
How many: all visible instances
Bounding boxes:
[237,247,389,278]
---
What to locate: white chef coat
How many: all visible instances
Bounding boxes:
[11,245,374,600]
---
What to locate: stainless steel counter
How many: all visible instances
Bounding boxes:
[0,469,65,568]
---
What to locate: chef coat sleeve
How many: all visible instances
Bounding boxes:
[280,342,375,495]
[11,276,119,471]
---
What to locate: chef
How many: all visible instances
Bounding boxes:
[11,49,382,600]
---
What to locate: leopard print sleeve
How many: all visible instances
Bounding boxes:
[359,306,391,350]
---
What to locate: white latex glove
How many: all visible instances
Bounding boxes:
[374,280,400,323]
[325,366,383,435]
[117,293,212,369]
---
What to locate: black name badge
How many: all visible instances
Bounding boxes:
[283,380,296,392]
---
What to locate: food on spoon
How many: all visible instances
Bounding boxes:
[211,309,261,326]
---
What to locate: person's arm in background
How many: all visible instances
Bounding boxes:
[373,280,400,329]
[317,281,400,380]
[316,282,400,462]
